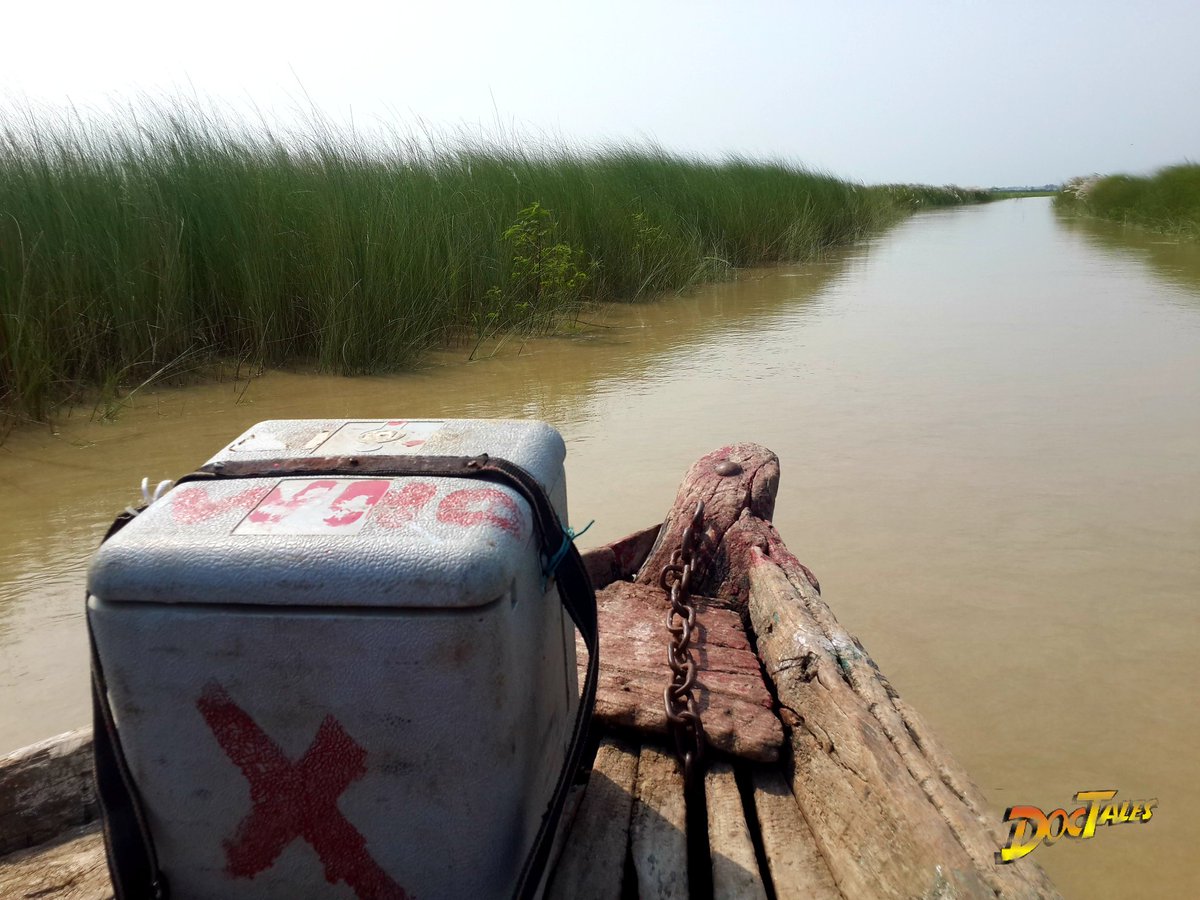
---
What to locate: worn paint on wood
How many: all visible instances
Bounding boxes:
[636,444,780,588]
[630,745,688,900]
[0,729,96,856]
[581,524,662,589]
[545,738,638,900]
[704,761,767,900]
[576,581,782,761]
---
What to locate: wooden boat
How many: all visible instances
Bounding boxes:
[0,444,1059,898]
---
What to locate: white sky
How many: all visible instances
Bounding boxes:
[3,0,1197,186]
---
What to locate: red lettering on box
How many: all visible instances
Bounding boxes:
[172,487,271,525]
[373,482,437,529]
[436,487,524,537]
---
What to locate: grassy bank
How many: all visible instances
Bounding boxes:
[1056,164,1200,235]
[0,107,989,427]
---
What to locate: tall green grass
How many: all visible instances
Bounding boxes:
[1056,164,1200,235]
[0,104,988,427]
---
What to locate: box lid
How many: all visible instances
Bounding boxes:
[87,419,567,610]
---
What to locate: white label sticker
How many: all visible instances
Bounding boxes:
[227,431,288,453]
[314,420,444,455]
[234,479,391,535]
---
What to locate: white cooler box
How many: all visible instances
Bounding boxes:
[87,418,584,899]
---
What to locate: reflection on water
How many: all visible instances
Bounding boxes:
[3,198,1199,897]
[1056,211,1200,299]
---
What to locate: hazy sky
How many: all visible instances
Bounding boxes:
[3,0,1197,186]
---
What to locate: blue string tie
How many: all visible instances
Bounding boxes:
[542,519,595,591]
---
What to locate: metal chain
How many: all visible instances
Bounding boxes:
[660,500,706,786]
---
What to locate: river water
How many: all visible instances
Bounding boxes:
[2,198,1198,896]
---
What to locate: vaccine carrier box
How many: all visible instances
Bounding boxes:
[87,418,580,899]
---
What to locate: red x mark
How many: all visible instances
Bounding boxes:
[197,682,410,900]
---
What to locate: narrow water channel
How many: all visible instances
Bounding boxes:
[3,198,1198,897]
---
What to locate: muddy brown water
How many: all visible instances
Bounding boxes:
[2,198,1198,897]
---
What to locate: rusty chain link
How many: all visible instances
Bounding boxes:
[660,500,706,786]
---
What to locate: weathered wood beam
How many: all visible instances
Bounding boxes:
[0,823,109,900]
[748,767,840,899]
[636,444,779,587]
[578,582,782,761]
[581,524,661,589]
[630,441,1058,898]
[630,745,689,899]
[704,760,767,899]
[729,511,1059,898]
[0,728,96,856]
[545,738,639,900]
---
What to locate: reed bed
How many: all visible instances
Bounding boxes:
[1056,164,1200,235]
[0,105,988,426]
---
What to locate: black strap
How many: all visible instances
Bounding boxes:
[91,453,598,900]
[90,511,169,900]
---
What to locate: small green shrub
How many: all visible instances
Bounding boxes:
[490,202,592,326]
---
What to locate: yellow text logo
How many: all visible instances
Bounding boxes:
[997,790,1156,863]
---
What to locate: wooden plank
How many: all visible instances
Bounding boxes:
[534,784,586,900]
[704,760,767,900]
[0,728,96,855]
[545,738,639,900]
[581,545,621,590]
[0,823,110,899]
[581,524,661,590]
[749,767,840,899]
[630,745,688,899]
[607,523,662,580]
[746,551,990,897]
[577,581,782,761]
[636,444,779,588]
[738,517,1060,899]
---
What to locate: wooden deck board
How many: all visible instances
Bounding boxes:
[704,760,767,900]
[544,737,639,900]
[629,745,688,900]
[0,823,110,900]
[577,581,783,762]
[749,767,840,899]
